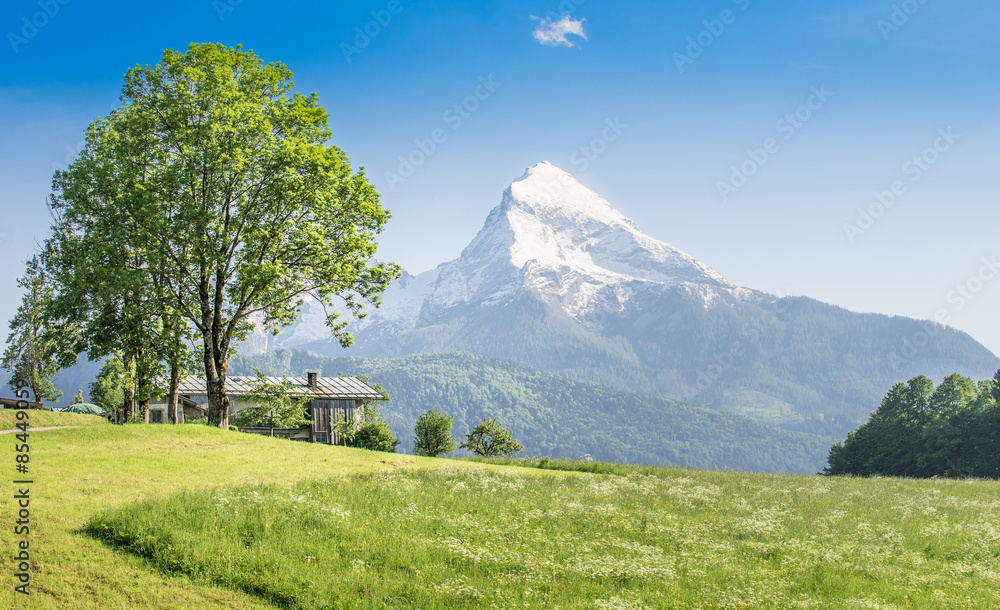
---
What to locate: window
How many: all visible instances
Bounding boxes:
[150,410,163,424]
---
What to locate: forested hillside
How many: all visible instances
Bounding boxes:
[231,349,834,474]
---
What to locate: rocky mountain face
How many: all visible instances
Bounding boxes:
[246,162,999,437]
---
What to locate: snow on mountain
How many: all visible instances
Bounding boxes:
[423,161,738,320]
[246,161,744,352]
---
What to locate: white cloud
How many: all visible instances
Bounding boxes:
[531,15,587,48]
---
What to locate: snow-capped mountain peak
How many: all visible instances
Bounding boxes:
[244,162,740,353]
[425,161,735,318]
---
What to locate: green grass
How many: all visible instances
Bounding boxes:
[466,455,682,476]
[0,409,108,430]
[3,425,1000,608]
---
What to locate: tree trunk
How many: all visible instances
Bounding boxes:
[204,331,230,429]
[167,361,180,424]
[123,384,135,422]
[137,348,150,423]
[206,374,230,429]
[123,353,136,422]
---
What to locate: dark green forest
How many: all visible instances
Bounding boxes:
[231,349,834,474]
[824,371,1000,478]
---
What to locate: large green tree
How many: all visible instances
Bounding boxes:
[2,255,68,404]
[47,43,399,428]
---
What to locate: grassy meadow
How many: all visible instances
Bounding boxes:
[1,424,999,608]
[0,409,108,431]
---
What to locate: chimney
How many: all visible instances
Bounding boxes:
[307,372,318,388]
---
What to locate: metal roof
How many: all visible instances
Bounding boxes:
[174,375,385,400]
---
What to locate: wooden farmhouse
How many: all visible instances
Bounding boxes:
[148,372,384,444]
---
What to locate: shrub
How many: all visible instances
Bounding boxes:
[413,408,455,457]
[460,417,523,457]
[352,420,399,453]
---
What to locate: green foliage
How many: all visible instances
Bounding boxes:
[72,390,84,404]
[89,354,126,417]
[350,372,389,422]
[44,43,400,428]
[824,372,1000,478]
[352,420,399,453]
[232,370,309,430]
[413,408,455,457]
[2,255,66,404]
[331,410,358,447]
[231,350,834,473]
[460,416,523,457]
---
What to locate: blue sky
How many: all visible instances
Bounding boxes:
[2,0,999,357]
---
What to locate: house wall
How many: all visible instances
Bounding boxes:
[146,403,172,424]
[148,395,371,446]
[309,399,365,444]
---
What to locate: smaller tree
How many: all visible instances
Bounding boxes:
[2,255,67,404]
[90,354,126,421]
[460,417,524,457]
[72,390,84,404]
[233,369,309,435]
[354,420,399,453]
[993,369,1000,404]
[332,410,359,446]
[350,373,389,422]
[413,408,455,458]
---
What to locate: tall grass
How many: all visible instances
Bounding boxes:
[87,461,1000,608]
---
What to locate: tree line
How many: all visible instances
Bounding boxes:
[3,43,399,424]
[824,370,1000,478]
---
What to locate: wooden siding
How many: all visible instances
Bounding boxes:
[309,399,362,445]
